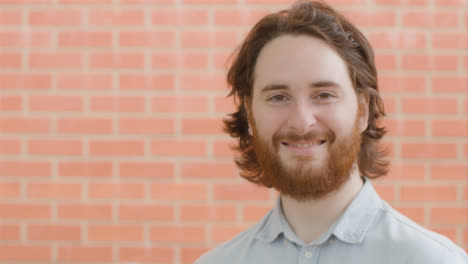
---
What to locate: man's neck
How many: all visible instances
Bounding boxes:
[280,167,364,244]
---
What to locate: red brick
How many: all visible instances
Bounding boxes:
[183,0,235,3]
[182,118,223,134]
[0,139,20,155]
[152,9,208,25]
[402,55,458,71]
[243,205,271,222]
[89,9,144,25]
[90,52,144,68]
[181,31,237,48]
[0,182,20,198]
[181,162,238,179]
[151,139,206,156]
[57,74,113,90]
[386,163,425,180]
[0,74,51,89]
[214,9,269,26]
[433,32,467,49]
[379,75,426,93]
[382,96,396,114]
[431,207,468,224]
[432,120,467,137]
[214,51,232,69]
[90,96,145,112]
[435,0,467,6]
[402,143,456,159]
[152,96,208,113]
[120,118,173,134]
[0,10,21,25]
[343,10,396,27]
[28,225,81,241]
[152,52,208,69]
[57,204,112,220]
[151,183,207,200]
[58,31,112,47]
[121,0,173,2]
[0,117,50,134]
[181,205,236,222]
[401,97,458,114]
[375,54,396,71]
[29,96,83,111]
[369,32,427,50]
[88,225,143,241]
[0,161,51,177]
[89,140,144,156]
[0,96,22,111]
[384,119,425,137]
[150,225,205,243]
[120,73,175,90]
[181,248,209,264]
[0,53,21,68]
[0,32,51,47]
[213,140,235,157]
[180,73,226,91]
[29,10,82,26]
[57,118,112,134]
[402,11,458,28]
[119,31,174,47]
[119,205,174,221]
[214,183,270,200]
[29,53,83,68]
[401,186,457,201]
[432,76,467,93]
[0,225,20,240]
[0,245,50,261]
[119,162,174,178]
[396,207,425,224]
[89,183,144,199]
[214,96,236,113]
[120,247,174,263]
[212,225,246,242]
[28,139,82,156]
[0,203,50,219]
[431,164,467,180]
[58,246,112,262]
[27,182,82,199]
[58,162,112,177]
[59,0,112,3]
[375,0,427,5]
[374,185,395,201]
[431,228,457,242]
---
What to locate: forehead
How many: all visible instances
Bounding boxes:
[253,34,352,93]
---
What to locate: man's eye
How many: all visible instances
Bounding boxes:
[317,93,334,100]
[269,95,287,101]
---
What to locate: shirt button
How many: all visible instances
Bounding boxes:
[305,251,312,258]
[283,239,288,245]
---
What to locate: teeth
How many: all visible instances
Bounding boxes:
[291,142,319,148]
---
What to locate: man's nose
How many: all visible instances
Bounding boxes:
[286,100,317,134]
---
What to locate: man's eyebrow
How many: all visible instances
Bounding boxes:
[260,81,341,93]
[310,80,341,89]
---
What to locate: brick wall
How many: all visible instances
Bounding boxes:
[0,0,466,263]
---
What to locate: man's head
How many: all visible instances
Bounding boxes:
[224,0,388,200]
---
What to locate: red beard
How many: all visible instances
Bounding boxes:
[251,115,362,201]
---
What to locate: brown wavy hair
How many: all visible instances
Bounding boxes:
[223,0,388,187]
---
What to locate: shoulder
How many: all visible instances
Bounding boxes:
[194,212,272,264]
[367,201,467,263]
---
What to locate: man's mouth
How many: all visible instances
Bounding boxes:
[281,140,327,148]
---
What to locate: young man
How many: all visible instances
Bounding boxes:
[195,1,467,263]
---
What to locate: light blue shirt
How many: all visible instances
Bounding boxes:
[195,180,467,264]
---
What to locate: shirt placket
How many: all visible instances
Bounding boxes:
[298,245,320,264]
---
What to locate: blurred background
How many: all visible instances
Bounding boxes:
[0,0,466,263]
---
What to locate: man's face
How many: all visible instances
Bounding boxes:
[249,34,369,201]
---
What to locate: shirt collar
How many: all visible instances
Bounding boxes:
[254,179,383,245]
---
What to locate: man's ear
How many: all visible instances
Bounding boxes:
[358,92,370,133]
